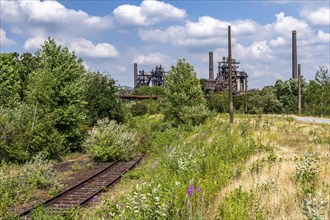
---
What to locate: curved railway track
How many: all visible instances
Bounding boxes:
[19,154,144,216]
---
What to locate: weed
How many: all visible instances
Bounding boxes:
[302,192,328,220]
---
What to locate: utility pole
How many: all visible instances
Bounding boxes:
[244,76,248,114]
[228,25,234,123]
[298,64,301,115]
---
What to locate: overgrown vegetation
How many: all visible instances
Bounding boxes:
[0,154,62,219]
[0,39,329,219]
[0,39,124,162]
[84,118,137,162]
[206,67,329,117]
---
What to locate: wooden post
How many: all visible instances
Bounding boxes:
[298,64,301,115]
[228,26,234,123]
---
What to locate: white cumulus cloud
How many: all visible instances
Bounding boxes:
[301,7,330,26]
[113,0,186,27]
[133,52,173,65]
[70,38,119,58]
[138,16,257,51]
[0,28,16,47]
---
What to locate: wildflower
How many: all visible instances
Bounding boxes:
[197,187,201,193]
[120,203,124,208]
[92,195,99,201]
[105,213,110,219]
[187,184,194,196]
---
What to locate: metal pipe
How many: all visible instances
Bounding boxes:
[292,30,297,79]
[134,63,138,88]
[228,25,234,124]
[209,51,214,80]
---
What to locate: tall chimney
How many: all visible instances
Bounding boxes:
[292,30,297,79]
[209,51,214,80]
[134,63,138,88]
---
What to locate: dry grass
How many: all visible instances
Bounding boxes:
[207,115,330,219]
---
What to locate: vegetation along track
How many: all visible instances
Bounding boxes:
[19,155,144,216]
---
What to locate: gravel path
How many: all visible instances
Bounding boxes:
[294,116,330,124]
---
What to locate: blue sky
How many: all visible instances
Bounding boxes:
[1,0,329,88]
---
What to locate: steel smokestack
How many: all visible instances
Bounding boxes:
[134,63,138,88]
[209,51,214,80]
[292,30,297,79]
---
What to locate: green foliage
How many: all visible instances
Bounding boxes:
[0,104,64,161]
[29,38,87,152]
[292,152,321,195]
[85,72,124,125]
[106,182,168,220]
[208,92,228,113]
[85,118,137,162]
[0,53,22,108]
[0,153,61,218]
[274,78,307,114]
[134,86,165,96]
[217,187,254,220]
[1,38,88,161]
[305,66,330,116]
[130,101,149,117]
[163,59,209,125]
[178,104,210,126]
[247,87,283,114]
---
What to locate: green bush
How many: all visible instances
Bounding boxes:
[134,86,165,96]
[85,118,137,162]
[208,92,228,113]
[130,101,148,117]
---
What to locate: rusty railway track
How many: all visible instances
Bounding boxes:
[19,155,144,216]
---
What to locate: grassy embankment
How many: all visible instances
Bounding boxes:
[80,114,329,219]
[1,114,329,219]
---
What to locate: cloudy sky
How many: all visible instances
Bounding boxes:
[0,0,329,88]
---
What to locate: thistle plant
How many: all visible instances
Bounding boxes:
[302,192,328,220]
[292,152,321,194]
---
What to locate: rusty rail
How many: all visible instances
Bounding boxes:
[19,155,144,216]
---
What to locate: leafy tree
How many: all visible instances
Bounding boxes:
[248,87,283,114]
[0,53,21,108]
[305,66,330,116]
[163,59,209,125]
[30,38,87,152]
[274,78,307,114]
[85,72,124,125]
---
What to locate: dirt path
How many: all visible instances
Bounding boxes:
[294,116,330,124]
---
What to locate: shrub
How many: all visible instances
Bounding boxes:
[292,152,321,194]
[130,101,148,117]
[85,118,137,162]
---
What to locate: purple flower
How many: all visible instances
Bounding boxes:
[105,213,110,219]
[120,203,124,208]
[187,185,194,196]
[197,187,201,193]
[92,195,99,201]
